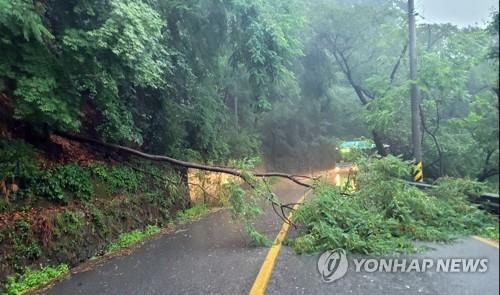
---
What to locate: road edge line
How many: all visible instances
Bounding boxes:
[472,235,499,248]
[248,190,311,295]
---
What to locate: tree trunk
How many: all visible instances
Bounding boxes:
[372,130,387,156]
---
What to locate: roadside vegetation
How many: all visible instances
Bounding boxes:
[288,156,499,254]
[0,139,189,290]
[4,264,68,295]
[0,0,498,291]
[106,225,161,253]
[176,204,209,221]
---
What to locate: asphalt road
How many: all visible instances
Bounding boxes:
[40,179,499,295]
[268,238,499,295]
[41,181,308,295]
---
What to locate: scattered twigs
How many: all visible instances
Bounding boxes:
[260,178,309,228]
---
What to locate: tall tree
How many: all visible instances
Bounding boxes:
[305,0,408,156]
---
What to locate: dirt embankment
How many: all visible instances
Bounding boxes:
[0,133,190,287]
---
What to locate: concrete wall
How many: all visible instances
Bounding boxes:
[187,169,240,206]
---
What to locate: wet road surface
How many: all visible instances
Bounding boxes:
[41,178,499,295]
[42,181,308,295]
[268,237,499,295]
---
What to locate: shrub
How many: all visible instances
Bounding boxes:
[87,204,109,236]
[0,139,39,181]
[28,172,66,203]
[0,139,93,203]
[31,164,93,203]
[90,163,143,193]
[0,139,41,203]
[53,210,84,237]
[51,164,93,201]
[12,219,42,269]
[430,177,487,202]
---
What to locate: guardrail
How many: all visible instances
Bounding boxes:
[406,181,499,215]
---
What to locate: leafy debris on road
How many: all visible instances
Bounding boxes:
[288,156,499,254]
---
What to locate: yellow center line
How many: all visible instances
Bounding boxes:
[472,235,500,248]
[248,189,312,295]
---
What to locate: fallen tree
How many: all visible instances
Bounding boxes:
[55,132,314,188]
[288,155,499,254]
[55,132,317,231]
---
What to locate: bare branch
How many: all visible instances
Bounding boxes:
[389,43,408,84]
[420,104,444,175]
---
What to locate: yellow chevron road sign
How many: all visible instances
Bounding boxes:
[414,161,423,182]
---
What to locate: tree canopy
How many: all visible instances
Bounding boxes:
[1,0,498,185]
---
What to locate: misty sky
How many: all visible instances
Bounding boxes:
[416,0,498,27]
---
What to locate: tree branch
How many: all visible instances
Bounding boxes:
[420,104,443,175]
[330,43,386,155]
[478,167,499,181]
[478,150,499,181]
[389,43,408,84]
[54,132,315,188]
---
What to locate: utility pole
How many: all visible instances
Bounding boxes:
[408,0,423,182]
[234,95,239,128]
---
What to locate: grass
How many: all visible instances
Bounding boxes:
[106,225,161,253]
[479,226,500,241]
[4,264,69,295]
[104,203,212,254]
[176,203,209,221]
[101,203,212,259]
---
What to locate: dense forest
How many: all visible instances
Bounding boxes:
[1,0,498,179]
[0,0,498,291]
[1,0,498,180]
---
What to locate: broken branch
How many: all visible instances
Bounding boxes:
[55,132,314,188]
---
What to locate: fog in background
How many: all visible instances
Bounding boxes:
[416,0,499,27]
